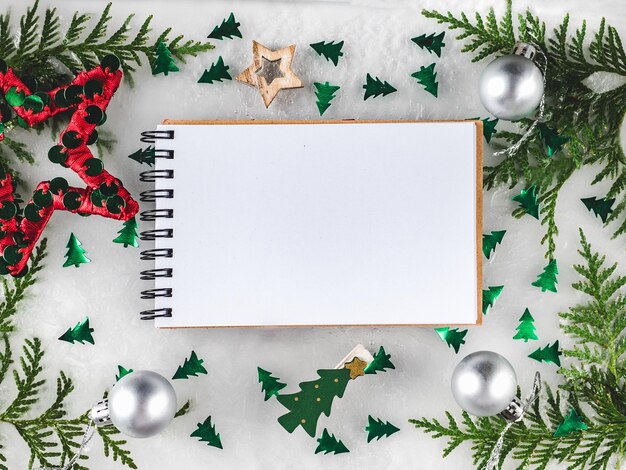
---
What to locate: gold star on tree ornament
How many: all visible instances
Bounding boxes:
[236,40,303,108]
[344,357,367,379]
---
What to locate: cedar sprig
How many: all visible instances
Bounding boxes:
[0,238,136,469]
[411,231,626,469]
[0,1,214,87]
[425,1,626,258]
[0,0,213,169]
[0,238,47,334]
[560,229,626,383]
[96,425,137,469]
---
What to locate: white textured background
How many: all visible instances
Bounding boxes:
[1,0,625,469]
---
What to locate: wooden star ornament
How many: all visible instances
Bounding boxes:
[236,40,303,108]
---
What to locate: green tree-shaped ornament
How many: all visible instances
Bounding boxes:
[529,340,562,366]
[435,327,467,353]
[173,351,208,380]
[310,41,344,66]
[314,82,340,116]
[208,12,242,40]
[364,346,395,374]
[315,429,349,455]
[191,416,223,449]
[365,415,400,442]
[470,117,498,143]
[482,230,506,259]
[411,32,445,56]
[277,367,352,437]
[198,56,232,84]
[363,74,397,100]
[112,217,139,248]
[128,146,155,166]
[538,123,569,157]
[410,63,438,97]
[63,233,90,268]
[554,408,588,437]
[59,317,95,345]
[258,367,286,401]
[512,185,540,219]
[482,285,503,315]
[532,259,558,293]
[513,308,538,342]
[276,356,375,437]
[581,196,615,223]
[116,365,133,381]
[152,40,179,76]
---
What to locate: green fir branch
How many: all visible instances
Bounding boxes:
[96,425,138,469]
[425,2,626,255]
[0,0,213,173]
[0,238,47,334]
[411,231,626,468]
[1,1,213,87]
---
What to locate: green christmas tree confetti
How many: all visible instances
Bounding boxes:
[58,317,95,345]
[581,196,615,223]
[411,32,445,57]
[364,346,395,375]
[63,233,90,268]
[482,230,506,259]
[198,56,232,84]
[435,327,467,353]
[152,40,179,76]
[191,416,223,449]
[529,340,562,366]
[208,12,242,40]
[554,408,588,437]
[310,41,344,66]
[128,146,155,166]
[482,285,503,315]
[513,308,538,342]
[116,365,133,381]
[410,63,438,97]
[538,123,570,157]
[363,74,397,100]
[365,415,400,442]
[173,351,208,380]
[257,367,286,401]
[314,82,340,116]
[532,259,558,293]
[512,185,540,219]
[315,429,349,455]
[277,367,352,437]
[470,117,498,143]
[112,217,139,248]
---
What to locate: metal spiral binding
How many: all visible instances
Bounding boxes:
[140,169,173,182]
[140,189,174,202]
[140,130,174,143]
[140,229,173,240]
[139,129,175,321]
[140,268,173,280]
[140,209,173,221]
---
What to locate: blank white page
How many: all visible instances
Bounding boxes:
[153,121,481,327]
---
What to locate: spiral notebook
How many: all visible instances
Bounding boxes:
[139,120,483,328]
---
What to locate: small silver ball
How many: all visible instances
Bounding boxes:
[451,351,517,417]
[108,370,177,438]
[479,54,544,121]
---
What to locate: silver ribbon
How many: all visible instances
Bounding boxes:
[34,420,95,470]
[485,372,542,470]
[492,45,548,159]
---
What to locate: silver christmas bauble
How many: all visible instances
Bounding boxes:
[479,49,544,121]
[451,351,517,417]
[108,370,177,438]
